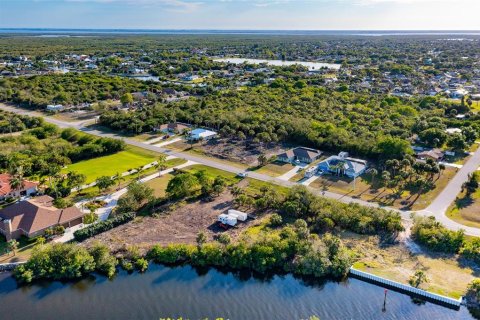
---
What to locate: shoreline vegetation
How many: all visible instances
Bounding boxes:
[14,181,403,284]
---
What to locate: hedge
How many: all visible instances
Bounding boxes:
[74,212,135,241]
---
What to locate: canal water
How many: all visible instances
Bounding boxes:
[0,264,475,320]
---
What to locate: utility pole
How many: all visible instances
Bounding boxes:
[382,289,388,312]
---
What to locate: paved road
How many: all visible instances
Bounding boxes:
[417,143,480,235]
[3,104,480,236]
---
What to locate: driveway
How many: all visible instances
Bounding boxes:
[153,137,182,147]
[277,165,303,181]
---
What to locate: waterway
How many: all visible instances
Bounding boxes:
[213,58,341,70]
[0,264,475,320]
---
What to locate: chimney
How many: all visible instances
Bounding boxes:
[2,219,13,241]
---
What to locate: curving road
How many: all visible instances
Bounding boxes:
[2,104,480,236]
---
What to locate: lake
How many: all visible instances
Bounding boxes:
[0,264,475,320]
[213,58,341,70]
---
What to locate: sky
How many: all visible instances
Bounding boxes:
[1,0,479,30]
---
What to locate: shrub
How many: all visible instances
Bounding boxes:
[269,213,283,227]
[411,216,464,253]
[88,243,118,278]
[74,212,135,242]
[14,243,96,283]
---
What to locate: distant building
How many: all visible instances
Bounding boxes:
[156,122,191,134]
[317,152,367,178]
[445,128,462,135]
[188,128,217,141]
[0,174,38,200]
[182,75,199,81]
[46,104,65,112]
[417,149,444,162]
[277,147,323,164]
[0,195,86,240]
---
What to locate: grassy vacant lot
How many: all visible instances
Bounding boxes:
[183,164,241,184]
[307,167,457,210]
[447,185,480,228]
[144,173,174,198]
[62,146,160,183]
[68,158,186,202]
[344,232,478,299]
[253,161,296,177]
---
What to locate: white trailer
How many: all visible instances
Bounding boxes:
[218,213,237,227]
[227,209,248,221]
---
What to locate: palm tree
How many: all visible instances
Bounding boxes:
[9,174,25,197]
[114,172,125,189]
[156,154,167,172]
[8,239,18,256]
[367,168,378,187]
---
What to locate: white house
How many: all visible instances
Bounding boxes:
[188,128,217,141]
[46,104,65,112]
[317,152,367,178]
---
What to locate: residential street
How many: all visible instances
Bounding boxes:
[2,103,480,236]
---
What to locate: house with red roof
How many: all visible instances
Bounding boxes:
[0,173,38,200]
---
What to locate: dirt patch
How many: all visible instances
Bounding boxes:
[171,138,286,166]
[83,191,259,254]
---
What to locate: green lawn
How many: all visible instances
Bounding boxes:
[62,146,159,183]
[254,161,295,177]
[67,157,186,202]
[144,173,174,198]
[182,164,240,185]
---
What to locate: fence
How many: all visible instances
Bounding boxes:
[349,267,462,308]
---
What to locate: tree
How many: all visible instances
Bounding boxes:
[156,154,168,171]
[258,154,268,167]
[66,171,86,190]
[8,239,18,256]
[409,270,428,288]
[96,176,115,192]
[419,128,447,148]
[367,168,378,187]
[196,232,207,248]
[376,136,412,159]
[166,172,200,199]
[463,173,479,196]
[126,181,154,204]
[447,133,468,152]
[35,236,46,246]
[120,93,134,106]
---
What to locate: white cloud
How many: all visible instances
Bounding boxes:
[352,0,478,4]
[65,0,202,12]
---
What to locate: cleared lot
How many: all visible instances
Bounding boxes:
[83,190,258,254]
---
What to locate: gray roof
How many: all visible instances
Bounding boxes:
[278,147,322,160]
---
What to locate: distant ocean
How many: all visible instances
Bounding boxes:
[0,28,480,36]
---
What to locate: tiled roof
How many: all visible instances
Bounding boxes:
[0,195,85,235]
[0,173,38,196]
